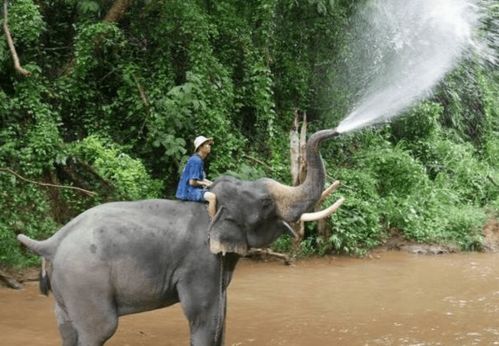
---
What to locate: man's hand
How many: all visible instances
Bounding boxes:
[189,179,212,188]
[200,179,213,187]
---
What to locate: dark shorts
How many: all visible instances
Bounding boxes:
[182,188,205,202]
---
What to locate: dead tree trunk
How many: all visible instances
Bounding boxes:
[290,111,307,245]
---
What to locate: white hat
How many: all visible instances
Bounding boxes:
[194,136,213,152]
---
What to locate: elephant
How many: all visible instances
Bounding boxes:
[17,128,344,346]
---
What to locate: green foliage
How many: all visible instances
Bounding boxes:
[271,234,294,254]
[381,186,484,248]
[390,101,443,142]
[7,0,46,46]
[74,22,126,77]
[357,144,430,197]
[0,36,7,64]
[424,138,498,205]
[224,163,267,181]
[326,169,383,256]
[0,175,58,266]
[70,136,162,200]
[434,63,491,145]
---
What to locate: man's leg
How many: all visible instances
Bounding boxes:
[203,192,217,219]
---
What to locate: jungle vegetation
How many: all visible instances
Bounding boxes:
[0,0,497,266]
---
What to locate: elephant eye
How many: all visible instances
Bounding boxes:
[261,198,273,210]
[221,212,241,225]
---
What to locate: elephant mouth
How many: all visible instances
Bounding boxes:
[209,239,248,256]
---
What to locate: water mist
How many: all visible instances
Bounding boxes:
[333,0,495,134]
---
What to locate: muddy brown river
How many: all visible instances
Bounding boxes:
[1,251,499,345]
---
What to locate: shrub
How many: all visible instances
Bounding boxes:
[0,177,59,267]
[325,168,384,255]
[425,138,498,205]
[70,136,163,200]
[355,143,430,198]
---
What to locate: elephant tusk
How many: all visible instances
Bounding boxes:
[299,197,345,222]
[281,220,299,240]
[319,180,340,204]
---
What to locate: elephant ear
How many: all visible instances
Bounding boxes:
[208,207,248,256]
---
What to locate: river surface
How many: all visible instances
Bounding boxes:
[1,251,499,345]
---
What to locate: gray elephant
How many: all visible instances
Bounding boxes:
[17,128,343,346]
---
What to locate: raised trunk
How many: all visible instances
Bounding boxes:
[265,128,339,222]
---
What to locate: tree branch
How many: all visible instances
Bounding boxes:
[246,248,291,265]
[132,73,150,108]
[488,175,498,187]
[2,0,31,76]
[0,168,97,196]
[242,154,274,172]
[0,269,22,289]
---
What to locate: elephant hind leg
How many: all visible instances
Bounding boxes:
[63,297,118,346]
[55,303,78,346]
[51,266,119,346]
[73,302,118,346]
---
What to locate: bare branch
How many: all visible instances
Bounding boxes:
[0,269,22,289]
[488,175,498,187]
[0,168,97,196]
[3,0,31,77]
[132,73,150,108]
[246,248,291,265]
[242,154,274,172]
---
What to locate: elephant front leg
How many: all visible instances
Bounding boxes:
[178,282,227,346]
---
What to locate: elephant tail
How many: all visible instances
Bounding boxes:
[17,234,55,259]
[38,258,51,296]
[17,234,54,296]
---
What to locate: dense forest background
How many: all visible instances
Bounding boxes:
[1,0,498,266]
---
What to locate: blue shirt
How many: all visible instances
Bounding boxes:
[176,154,206,202]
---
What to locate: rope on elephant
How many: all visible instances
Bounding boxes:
[214,254,226,344]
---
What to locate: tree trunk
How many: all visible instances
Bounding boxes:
[290,112,307,246]
[103,0,132,22]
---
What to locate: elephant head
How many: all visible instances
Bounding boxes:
[208,129,343,255]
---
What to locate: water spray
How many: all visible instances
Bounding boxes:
[332,0,497,135]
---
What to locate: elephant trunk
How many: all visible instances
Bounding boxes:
[265,128,339,222]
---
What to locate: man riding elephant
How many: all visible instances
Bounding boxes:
[176,135,217,218]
